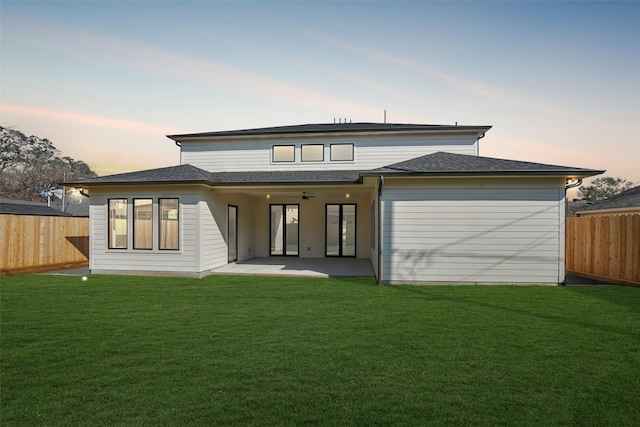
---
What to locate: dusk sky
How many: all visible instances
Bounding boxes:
[1,1,638,190]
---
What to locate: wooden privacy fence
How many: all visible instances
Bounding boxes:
[566,214,640,286]
[1,214,89,275]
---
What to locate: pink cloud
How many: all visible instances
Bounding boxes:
[10,20,387,122]
[0,104,187,135]
[308,32,599,125]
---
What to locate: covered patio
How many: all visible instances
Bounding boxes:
[211,257,374,277]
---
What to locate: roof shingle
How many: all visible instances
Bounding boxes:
[578,186,640,211]
[168,122,491,140]
[65,165,361,186]
[0,198,73,216]
[363,151,603,177]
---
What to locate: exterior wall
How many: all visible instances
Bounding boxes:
[380,177,566,284]
[89,185,212,277]
[203,191,257,264]
[198,194,227,271]
[180,133,479,172]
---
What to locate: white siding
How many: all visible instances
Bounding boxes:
[180,133,478,172]
[200,192,258,267]
[381,178,565,284]
[198,197,227,271]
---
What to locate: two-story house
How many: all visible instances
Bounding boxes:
[67,122,603,284]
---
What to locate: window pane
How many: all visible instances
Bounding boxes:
[301,144,323,162]
[270,205,284,255]
[330,144,353,161]
[342,205,356,256]
[285,205,299,255]
[326,205,340,256]
[134,199,153,250]
[272,145,295,162]
[108,199,127,249]
[159,199,179,250]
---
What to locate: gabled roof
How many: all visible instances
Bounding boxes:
[578,186,640,212]
[361,151,604,178]
[0,198,73,216]
[168,122,491,141]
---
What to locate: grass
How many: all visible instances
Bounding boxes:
[1,274,639,426]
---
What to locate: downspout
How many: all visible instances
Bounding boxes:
[476,132,486,156]
[175,140,182,165]
[377,175,384,286]
[561,178,582,285]
[564,178,582,219]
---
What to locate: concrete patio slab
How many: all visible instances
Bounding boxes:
[211,257,374,277]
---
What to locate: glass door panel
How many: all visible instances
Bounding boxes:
[342,205,356,257]
[285,205,299,256]
[270,204,298,256]
[270,205,284,255]
[326,205,340,256]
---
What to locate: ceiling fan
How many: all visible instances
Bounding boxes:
[284,191,316,200]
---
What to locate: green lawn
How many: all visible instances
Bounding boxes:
[1,274,639,426]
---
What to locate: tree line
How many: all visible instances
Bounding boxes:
[1,125,97,202]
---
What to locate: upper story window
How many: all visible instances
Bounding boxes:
[331,144,353,162]
[272,145,295,162]
[330,144,354,161]
[301,144,324,162]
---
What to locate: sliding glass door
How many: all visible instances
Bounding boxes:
[326,204,356,257]
[270,204,299,256]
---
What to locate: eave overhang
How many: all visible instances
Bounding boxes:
[168,123,492,143]
[360,169,606,179]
